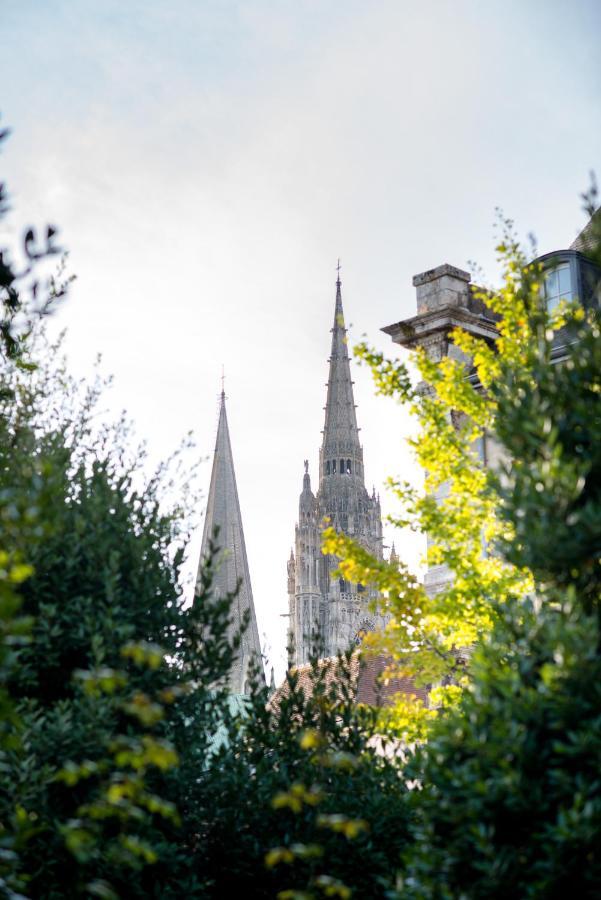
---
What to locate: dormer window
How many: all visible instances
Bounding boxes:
[543,261,573,312]
[535,248,600,317]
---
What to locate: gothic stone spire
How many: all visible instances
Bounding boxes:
[198,391,264,693]
[320,274,364,483]
[288,270,385,667]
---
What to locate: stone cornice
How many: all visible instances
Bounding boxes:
[382,304,498,349]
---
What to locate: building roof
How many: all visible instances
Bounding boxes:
[570,207,601,256]
[271,651,429,711]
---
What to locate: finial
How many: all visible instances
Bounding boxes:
[336,257,341,283]
[221,365,225,397]
[304,459,309,474]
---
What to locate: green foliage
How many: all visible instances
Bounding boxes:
[0,122,74,899]
[333,198,600,896]
[493,309,601,617]
[196,651,410,898]
[400,601,601,899]
[395,208,600,897]
[323,215,599,738]
[0,339,238,897]
[3,116,600,898]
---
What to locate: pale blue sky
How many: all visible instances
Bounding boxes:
[2,0,600,675]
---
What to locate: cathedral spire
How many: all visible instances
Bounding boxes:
[288,269,385,666]
[197,390,264,693]
[321,268,363,482]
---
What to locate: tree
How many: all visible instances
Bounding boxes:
[0,121,251,898]
[401,251,601,895]
[326,197,601,896]
[323,209,600,736]
[401,601,601,898]
[199,650,410,899]
[0,335,242,897]
[0,121,73,899]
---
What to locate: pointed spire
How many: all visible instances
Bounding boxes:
[300,460,315,512]
[197,390,264,693]
[303,458,311,490]
[321,266,362,479]
[389,542,399,565]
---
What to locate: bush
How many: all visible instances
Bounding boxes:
[198,651,410,899]
[1,346,237,897]
[402,601,601,899]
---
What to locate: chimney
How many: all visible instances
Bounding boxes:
[412,264,471,315]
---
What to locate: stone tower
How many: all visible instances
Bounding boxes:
[197,391,264,693]
[288,274,386,666]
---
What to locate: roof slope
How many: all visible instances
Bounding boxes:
[270,652,429,711]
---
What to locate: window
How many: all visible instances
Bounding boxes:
[326,460,330,475]
[340,458,344,474]
[353,618,375,645]
[332,459,336,473]
[346,459,352,474]
[543,262,573,312]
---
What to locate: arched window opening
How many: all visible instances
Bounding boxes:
[340,459,344,474]
[346,459,352,474]
[332,459,336,473]
[326,460,330,475]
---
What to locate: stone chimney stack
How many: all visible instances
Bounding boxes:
[413,264,471,314]
[382,262,496,356]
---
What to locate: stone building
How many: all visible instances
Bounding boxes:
[382,216,601,596]
[196,390,264,693]
[287,274,389,666]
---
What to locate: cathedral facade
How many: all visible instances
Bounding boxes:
[287,275,388,666]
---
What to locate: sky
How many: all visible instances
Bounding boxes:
[2,0,600,678]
